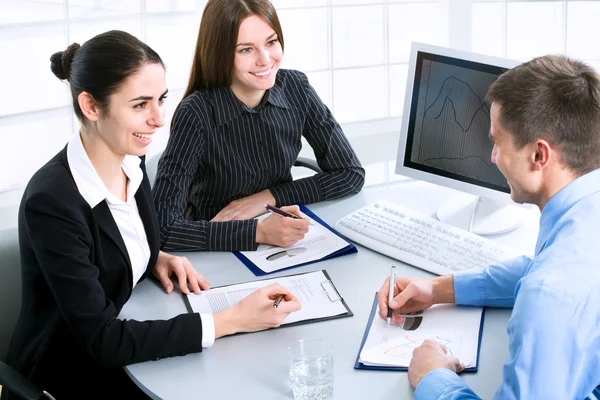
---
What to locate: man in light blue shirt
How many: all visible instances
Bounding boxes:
[378,55,600,399]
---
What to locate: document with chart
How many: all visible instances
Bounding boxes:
[234,203,357,276]
[355,293,484,371]
[184,270,353,326]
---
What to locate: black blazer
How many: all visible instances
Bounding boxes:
[2,147,203,399]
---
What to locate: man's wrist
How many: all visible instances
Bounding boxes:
[432,275,456,304]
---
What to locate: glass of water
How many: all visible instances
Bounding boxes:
[288,339,334,400]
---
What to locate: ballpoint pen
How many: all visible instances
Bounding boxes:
[264,204,314,225]
[387,265,396,326]
[265,204,302,219]
[273,294,285,308]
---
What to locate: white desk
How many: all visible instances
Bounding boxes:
[120,181,539,400]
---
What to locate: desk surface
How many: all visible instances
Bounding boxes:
[120,181,540,400]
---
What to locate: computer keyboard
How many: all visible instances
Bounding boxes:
[334,200,521,276]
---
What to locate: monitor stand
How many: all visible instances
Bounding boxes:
[436,194,527,236]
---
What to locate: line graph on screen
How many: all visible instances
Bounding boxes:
[412,60,508,187]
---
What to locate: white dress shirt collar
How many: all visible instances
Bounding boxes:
[66,132,143,208]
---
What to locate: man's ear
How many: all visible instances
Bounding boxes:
[78,92,100,122]
[532,139,551,171]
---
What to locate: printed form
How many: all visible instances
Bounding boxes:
[186,270,348,325]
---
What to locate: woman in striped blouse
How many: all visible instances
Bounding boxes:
[153,0,365,252]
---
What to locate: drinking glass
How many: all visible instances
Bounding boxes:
[288,339,333,400]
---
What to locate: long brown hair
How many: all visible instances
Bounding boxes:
[182,0,285,100]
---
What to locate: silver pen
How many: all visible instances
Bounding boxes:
[387,265,396,326]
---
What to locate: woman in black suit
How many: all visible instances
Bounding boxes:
[1,30,300,400]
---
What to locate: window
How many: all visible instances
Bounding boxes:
[1,0,599,193]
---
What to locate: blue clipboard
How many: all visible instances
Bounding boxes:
[233,203,357,276]
[354,293,485,372]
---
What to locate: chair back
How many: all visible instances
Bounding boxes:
[0,360,55,400]
[0,226,20,362]
[293,157,322,174]
[145,150,163,189]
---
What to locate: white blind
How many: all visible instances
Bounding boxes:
[1,0,599,192]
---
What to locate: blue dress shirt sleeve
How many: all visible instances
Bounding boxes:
[453,255,532,308]
[415,369,480,400]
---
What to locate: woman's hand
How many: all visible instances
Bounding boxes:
[213,283,301,338]
[153,251,210,294]
[255,205,310,247]
[210,189,276,221]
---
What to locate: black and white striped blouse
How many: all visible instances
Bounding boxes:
[152,69,365,252]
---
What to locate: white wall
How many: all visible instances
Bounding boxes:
[1,0,599,199]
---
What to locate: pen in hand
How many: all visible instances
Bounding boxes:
[273,294,285,308]
[265,204,302,219]
[387,265,396,326]
[264,204,313,225]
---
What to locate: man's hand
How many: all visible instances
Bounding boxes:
[408,339,465,388]
[211,189,276,221]
[377,276,435,324]
[153,251,210,294]
[377,275,455,325]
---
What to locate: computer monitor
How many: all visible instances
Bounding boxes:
[396,42,526,235]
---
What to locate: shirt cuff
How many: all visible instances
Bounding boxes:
[414,368,472,400]
[206,219,258,251]
[200,313,215,348]
[270,177,322,206]
[453,268,486,306]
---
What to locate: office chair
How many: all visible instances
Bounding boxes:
[145,152,161,189]
[293,157,322,174]
[0,361,56,400]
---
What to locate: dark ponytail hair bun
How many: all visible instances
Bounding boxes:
[50,42,81,80]
[47,30,163,121]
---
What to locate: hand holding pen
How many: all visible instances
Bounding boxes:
[256,205,310,247]
[215,284,301,336]
[273,294,285,308]
[264,204,314,226]
[377,272,434,324]
[387,265,396,326]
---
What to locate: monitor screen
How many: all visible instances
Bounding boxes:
[396,43,521,204]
